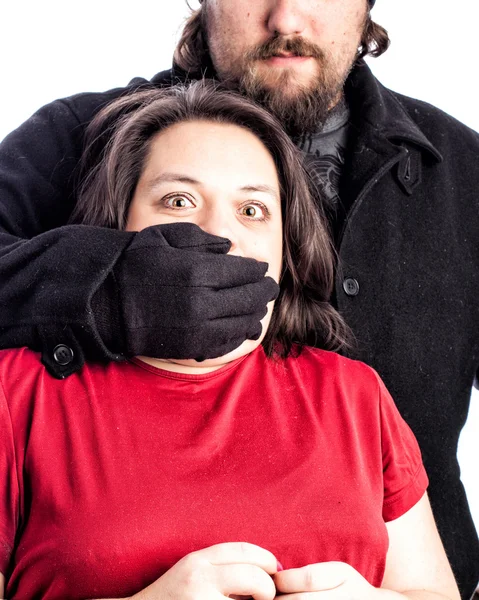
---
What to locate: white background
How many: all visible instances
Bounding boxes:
[0,1,478,535]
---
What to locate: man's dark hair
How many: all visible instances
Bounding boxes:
[73,82,351,357]
[174,5,390,74]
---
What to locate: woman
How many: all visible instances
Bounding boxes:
[0,82,459,600]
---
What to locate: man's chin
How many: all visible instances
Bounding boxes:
[262,80,316,101]
[254,61,319,91]
[237,63,345,136]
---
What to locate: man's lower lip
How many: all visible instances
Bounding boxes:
[264,56,312,66]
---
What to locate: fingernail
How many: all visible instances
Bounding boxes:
[276,560,284,572]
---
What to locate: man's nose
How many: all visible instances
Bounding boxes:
[266,0,308,37]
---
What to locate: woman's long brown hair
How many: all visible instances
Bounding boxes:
[72,81,351,357]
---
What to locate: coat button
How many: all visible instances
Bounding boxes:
[53,344,74,366]
[343,277,360,296]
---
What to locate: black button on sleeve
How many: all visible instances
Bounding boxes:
[53,344,74,366]
[38,325,85,378]
[343,277,360,296]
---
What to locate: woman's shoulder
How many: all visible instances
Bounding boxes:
[0,347,43,372]
[292,346,380,382]
[279,346,384,407]
[0,347,111,399]
[0,349,45,426]
[0,348,49,400]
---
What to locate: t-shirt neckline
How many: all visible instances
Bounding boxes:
[128,351,254,382]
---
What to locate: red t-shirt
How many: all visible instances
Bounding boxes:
[0,346,427,599]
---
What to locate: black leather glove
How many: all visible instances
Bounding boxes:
[96,222,279,361]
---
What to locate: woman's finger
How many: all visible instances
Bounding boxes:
[189,541,280,575]
[274,562,352,593]
[215,563,276,600]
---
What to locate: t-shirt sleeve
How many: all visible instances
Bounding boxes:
[0,379,19,575]
[377,374,429,522]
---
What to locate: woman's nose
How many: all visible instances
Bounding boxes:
[197,212,241,255]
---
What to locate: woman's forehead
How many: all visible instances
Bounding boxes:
[142,120,281,194]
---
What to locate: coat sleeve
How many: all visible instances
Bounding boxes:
[0,91,136,378]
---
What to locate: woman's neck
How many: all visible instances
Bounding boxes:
[135,356,227,374]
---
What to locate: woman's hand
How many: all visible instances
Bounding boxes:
[273,561,377,599]
[130,542,278,600]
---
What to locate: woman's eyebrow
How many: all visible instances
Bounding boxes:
[148,174,280,203]
[239,184,280,204]
[148,173,200,189]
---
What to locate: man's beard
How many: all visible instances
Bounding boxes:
[223,36,354,137]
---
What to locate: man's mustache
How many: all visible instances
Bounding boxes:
[245,36,325,61]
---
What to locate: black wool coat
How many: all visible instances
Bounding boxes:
[0,62,478,597]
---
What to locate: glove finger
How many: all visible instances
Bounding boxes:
[245,317,264,342]
[201,278,279,321]
[206,311,267,350]
[123,250,270,288]
[133,222,232,254]
[125,312,270,360]
[124,279,277,329]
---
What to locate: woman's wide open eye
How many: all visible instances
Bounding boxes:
[239,202,270,221]
[163,193,196,210]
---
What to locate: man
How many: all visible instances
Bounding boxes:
[0,0,478,597]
